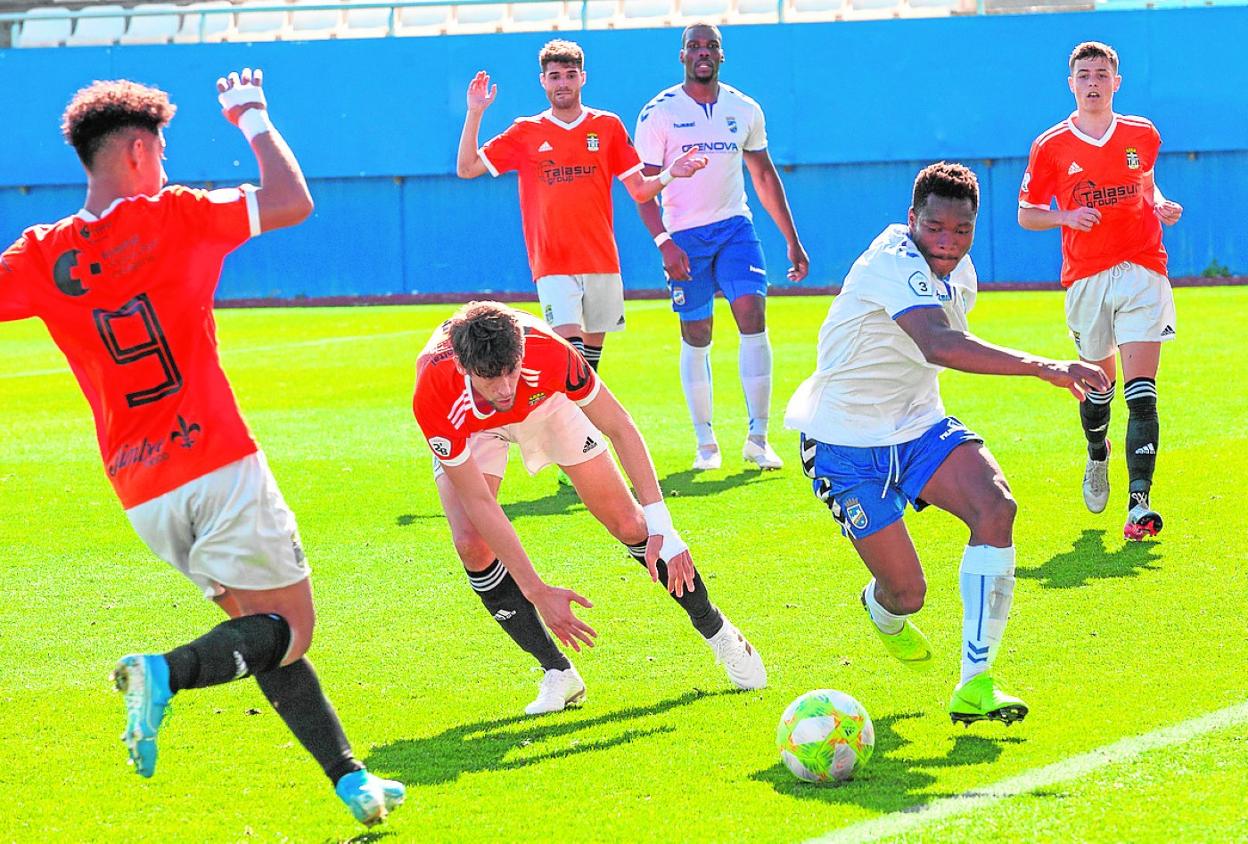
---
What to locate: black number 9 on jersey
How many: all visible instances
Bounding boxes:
[93,293,184,408]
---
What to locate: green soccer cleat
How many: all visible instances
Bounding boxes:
[948,674,1029,726]
[861,591,932,668]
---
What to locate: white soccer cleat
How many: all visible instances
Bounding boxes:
[524,667,587,716]
[1082,440,1111,514]
[706,617,767,690]
[692,444,722,471]
[743,438,783,470]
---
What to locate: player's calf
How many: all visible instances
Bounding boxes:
[467,559,572,673]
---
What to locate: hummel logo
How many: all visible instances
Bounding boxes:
[1068,161,1084,175]
[492,609,515,621]
[582,436,598,454]
[1135,443,1156,455]
[538,141,553,152]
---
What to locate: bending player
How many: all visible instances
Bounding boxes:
[413,301,766,715]
[0,71,403,825]
[786,163,1108,725]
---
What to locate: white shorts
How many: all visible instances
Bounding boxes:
[126,451,310,599]
[1065,261,1177,361]
[536,273,626,335]
[433,392,608,479]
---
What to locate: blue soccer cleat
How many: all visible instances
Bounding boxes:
[111,654,173,778]
[335,769,407,827]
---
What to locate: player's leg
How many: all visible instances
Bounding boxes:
[1080,353,1116,514]
[579,273,627,373]
[1066,270,1118,513]
[670,227,720,469]
[537,274,589,357]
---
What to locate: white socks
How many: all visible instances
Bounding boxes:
[738,330,772,439]
[862,579,905,635]
[959,544,1016,685]
[679,339,716,448]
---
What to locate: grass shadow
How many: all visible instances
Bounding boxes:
[367,688,735,787]
[658,467,783,499]
[750,711,1026,813]
[1018,529,1163,589]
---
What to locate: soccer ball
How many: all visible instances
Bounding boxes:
[776,689,875,783]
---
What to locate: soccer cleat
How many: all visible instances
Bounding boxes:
[706,617,767,690]
[335,769,407,827]
[743,438,784,470]
[112,654,173,778]
[692,444,722,471]
[524,667,587,715]
[861,591,932,669]
[1124,503,1163,540]
[1082,439,1111,514]
[948,673,1029,726]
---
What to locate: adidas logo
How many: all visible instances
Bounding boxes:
[1135,443,1156,455]
[1160,325,1175,337]
[1068,161,1084,175]
[582,436,598,454]
[538,141,553,152]
[493,609,516,621]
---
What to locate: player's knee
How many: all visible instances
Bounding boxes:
[971,489,1017,539]
[891,580,927,615]
[452,533,494,571]
[681,321,712,347]
[283,622,314,664]
[735,307,766,335]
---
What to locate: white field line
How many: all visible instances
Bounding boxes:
[807,699,1248,844]
[1,329,422,380]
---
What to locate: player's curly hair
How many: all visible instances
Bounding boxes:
[912,161,979,213]
[539,39,584,71]
[1069,41,1119,73]
[61,79,175,169]
[448,302,524,378]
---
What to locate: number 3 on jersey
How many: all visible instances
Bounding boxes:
[93,293,184,408]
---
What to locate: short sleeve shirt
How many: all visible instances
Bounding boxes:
[1019,113,1167,286]
[479,108,643,280]
[0,185,263,507]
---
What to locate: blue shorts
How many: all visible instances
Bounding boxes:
[668,215,767,322]
[799,417,983,540]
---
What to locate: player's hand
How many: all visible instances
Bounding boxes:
[645,537,696,597]
[531,585,597,652]
[1060,206,1101,232]
[1042,360,1110,400]
[787,240,810,283]
[668,146,709,179]
[466,71,497,114]
[216,67,266,125]
[1154,199,1182,226]
[660,240,691,281]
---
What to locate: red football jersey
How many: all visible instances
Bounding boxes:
[1019,113,1167,286]
[0,186,262,508]
[412,312,600,467]
[479,108,643,280]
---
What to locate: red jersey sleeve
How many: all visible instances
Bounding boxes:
[479,121,526,177]
[0,235,36,322]
[1019,138,1056,210]
[605,116,643,180]
[164,185,260,250]
[412,362,471,467]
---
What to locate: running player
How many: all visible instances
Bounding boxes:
[634,23,809,472]
[413,301,766,715]
[456,39,706,374]
[0,71,404,826]
[786,163,1108,725]
[1018,41,1183,540]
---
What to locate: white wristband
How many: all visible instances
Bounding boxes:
[653,231,671,248]
[642,501,673,535]
[237,108,273,142]
[658,168,674,186]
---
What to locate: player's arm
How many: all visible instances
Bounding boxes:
[457,71,496,179]
[895,306,1109,399]
[634,170,691,282]
[440,457,598,650]
[1017,203,1102,233]
[216,69,313,233]
[579,384,696,596]
[1143,169,1183,226]
[743,148,809,282]
[620,148,708,204]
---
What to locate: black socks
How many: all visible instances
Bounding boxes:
[624,541,724,639]
[468,560,571,671]
[164,613,290,692]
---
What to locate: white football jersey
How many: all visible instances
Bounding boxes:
[784,224,978,448]
[634,83,767,233]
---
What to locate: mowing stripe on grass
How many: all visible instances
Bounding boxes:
[806,700,1248,844]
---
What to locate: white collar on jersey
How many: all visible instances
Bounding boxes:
[1066,111,1119,148]
[75,194,132,222]
[541,108,590,131]
[463,373,497,420]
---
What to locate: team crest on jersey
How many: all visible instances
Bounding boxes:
[1125,147,1141,170]
[671,286,686,306]
[843,497,869,530]
[586,132,600,152]
[725,116,738,134]
[528,391,547,407]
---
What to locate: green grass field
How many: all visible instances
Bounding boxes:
[1,289,1245,843]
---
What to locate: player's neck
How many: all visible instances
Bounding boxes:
[682,80,719,104]
[1072,108,1115,140]
[549,102,584,124]
[82,178,140,218]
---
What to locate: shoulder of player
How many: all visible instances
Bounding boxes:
[583,108,629,131]
[866,225,928,277]
[719,83,762,111]
[1117,114,1159,137]
[638,85,683,120]
[1032,118,1073,152]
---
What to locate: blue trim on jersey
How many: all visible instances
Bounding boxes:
[891,303,943,320]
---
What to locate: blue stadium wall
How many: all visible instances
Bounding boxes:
[1,7,1245,298]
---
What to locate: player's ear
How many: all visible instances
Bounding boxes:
[907,206,918,229]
